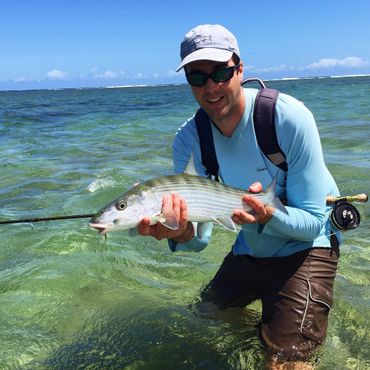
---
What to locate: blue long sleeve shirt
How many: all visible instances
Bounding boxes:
[169,88,340,257]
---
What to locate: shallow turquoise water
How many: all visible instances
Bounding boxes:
[0,77,369,369]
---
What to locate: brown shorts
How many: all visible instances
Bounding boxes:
[200,241,339,361]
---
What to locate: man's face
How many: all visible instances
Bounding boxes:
[186,58,244,125]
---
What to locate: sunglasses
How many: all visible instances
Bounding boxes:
[186,64,240,87]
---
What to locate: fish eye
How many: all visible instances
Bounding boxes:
[115,200,127,211]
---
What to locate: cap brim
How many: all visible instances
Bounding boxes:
[176,48,233,72]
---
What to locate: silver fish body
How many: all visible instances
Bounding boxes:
[89,173,286,235]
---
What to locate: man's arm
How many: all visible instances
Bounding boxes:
[255,94,331,241]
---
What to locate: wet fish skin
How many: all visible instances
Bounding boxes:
[89,173,286,235]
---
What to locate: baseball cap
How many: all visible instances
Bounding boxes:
[176,24,240,72]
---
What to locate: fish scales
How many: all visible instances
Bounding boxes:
[147,174,247,215]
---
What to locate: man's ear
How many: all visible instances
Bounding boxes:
[238,61,244,82]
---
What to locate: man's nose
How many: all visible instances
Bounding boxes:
[204,77,219,93]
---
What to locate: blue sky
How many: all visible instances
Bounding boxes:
[1,0,370,90]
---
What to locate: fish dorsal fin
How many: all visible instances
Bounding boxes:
[265,175,277,194]
[184,153,199,176]
[213,217,237,232]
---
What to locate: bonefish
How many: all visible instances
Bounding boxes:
[89,158,286,235]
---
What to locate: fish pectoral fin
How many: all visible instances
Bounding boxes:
[156,211,180,230]
[213,217,237,232]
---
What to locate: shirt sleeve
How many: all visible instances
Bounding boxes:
[168,221,213,252]
[260,93,328,240]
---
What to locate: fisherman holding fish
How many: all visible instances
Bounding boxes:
[135,24,341,368]
[102,25,341,368]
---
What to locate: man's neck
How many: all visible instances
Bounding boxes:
[212,95,245,137]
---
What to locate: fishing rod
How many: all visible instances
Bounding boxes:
[0,193,367,228]
[326,193,368,205]
[0,213,95,225]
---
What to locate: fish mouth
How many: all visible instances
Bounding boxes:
[89,222,109,235]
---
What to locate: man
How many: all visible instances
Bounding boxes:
[138,24,340,367]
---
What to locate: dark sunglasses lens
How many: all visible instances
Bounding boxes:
[186,73,207,86]
[186,65,238,86]
[212,67,234,83]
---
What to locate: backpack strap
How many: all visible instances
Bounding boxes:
[253,88,288,172]
[194,108,219,181]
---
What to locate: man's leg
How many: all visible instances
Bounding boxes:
[199,251,258,309]
[258,247,339,365]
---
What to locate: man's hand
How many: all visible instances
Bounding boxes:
[232,182,274,225]
[137,193,194,242]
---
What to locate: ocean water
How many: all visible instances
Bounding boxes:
[0,77,369,369]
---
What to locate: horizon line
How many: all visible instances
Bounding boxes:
[1,73,370,92]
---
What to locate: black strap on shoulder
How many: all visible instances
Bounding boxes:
[194,108,219,180]
[253,88,288,172]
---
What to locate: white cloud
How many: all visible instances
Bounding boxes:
[306,57,369,69]
[93,70,126,79]
[135,72,146,79]
[246,56,369,76]
[46,69,67,79]
[13,76,33,82]
[243,65,256,71]
[257,64,291,73]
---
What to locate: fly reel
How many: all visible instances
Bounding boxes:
[330,201,360,231]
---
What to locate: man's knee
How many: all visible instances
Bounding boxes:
[258,321,324,362]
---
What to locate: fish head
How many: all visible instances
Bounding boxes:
[89,184,160,235]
